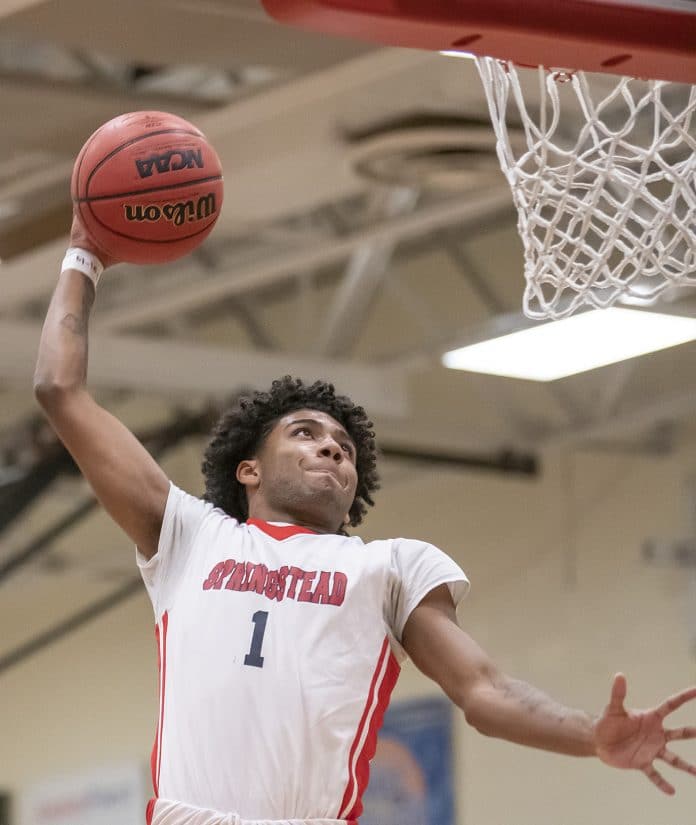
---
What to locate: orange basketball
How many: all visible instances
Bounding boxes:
[71,111,224,264]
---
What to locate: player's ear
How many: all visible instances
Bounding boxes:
[236,459,260,489]
[343,513,351,525]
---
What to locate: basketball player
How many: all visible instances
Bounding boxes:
[34,215,696,825]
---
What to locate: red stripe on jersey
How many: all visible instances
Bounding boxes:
[150,622,161,797]
[337,637,400,821]
[346,648,400,820]
[150,612,169,801]
[145,798,156,825]
[157,611,169,792]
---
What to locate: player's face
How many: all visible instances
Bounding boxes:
[244,409,359,533]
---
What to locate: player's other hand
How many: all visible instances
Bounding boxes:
[70,213,120,269]
[594,673,696,795]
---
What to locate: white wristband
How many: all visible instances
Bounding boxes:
[61,247,104,289]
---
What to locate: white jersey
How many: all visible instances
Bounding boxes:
[137,483,469,825]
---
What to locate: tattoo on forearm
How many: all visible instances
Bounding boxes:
[59,286,93,338]
[502,677,568,724]
[60,313,86,336]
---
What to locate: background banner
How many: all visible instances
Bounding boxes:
[361,695,455,825]
[19,763,146,825]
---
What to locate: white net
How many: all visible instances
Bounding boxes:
[475,58,696,319]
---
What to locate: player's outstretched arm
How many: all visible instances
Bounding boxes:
[403,585,696,794]
[34,217,169,559]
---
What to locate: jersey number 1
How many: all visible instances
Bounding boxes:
[244,610,269,668]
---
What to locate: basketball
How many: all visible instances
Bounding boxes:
[71,111,224,264]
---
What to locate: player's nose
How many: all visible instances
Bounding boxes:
[318,438,343,461]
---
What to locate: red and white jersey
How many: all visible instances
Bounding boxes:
[137,483,468,825]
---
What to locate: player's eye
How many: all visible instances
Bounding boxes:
[293,427,312,437]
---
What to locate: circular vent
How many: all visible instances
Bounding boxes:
[346,118,524,190]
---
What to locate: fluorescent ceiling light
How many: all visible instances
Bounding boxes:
[442,308,696,381]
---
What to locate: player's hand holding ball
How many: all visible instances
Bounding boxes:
[69,213,120,271]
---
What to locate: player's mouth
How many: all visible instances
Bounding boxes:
[308,467,344,486]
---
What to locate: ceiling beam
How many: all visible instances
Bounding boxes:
[545,386,696,447]
[0,237,71,306]
[0,200,73,260]
[317,187,418,357]
[0,319,408,418]
[0,578,142,676]
[0,0,42,18]
[0,70,213,120]
[94,190,514,331]
[199,47,434,136]
[2,0,372,73]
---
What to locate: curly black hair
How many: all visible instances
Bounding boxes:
[202,376,379,531]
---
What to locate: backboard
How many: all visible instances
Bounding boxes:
[261,0,696,83]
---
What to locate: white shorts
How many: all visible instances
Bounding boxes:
[148,799,357,825]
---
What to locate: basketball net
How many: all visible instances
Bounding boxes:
[475,58,696,319]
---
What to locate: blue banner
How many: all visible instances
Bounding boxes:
[361,696,455,825]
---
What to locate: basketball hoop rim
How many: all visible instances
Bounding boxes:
[262,0,696,84]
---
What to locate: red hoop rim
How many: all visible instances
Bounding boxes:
[262,0,696,84]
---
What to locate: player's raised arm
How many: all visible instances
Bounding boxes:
[33,216,169,559]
